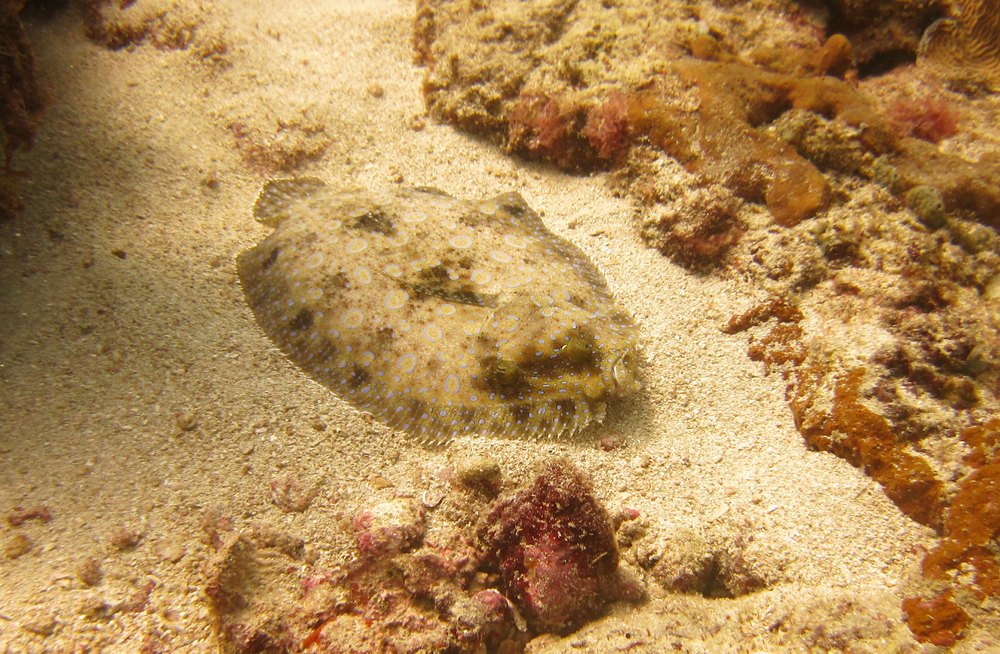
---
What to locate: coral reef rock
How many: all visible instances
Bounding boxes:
[478,458,643,634]
[206,506,520,654]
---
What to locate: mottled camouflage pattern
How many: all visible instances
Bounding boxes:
[238,178,639,445]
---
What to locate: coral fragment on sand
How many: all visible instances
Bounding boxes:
[902,590,969,646]
[478,458,640,634]
[238,178,640,445]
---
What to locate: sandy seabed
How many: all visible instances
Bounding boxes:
[0,1,941,651]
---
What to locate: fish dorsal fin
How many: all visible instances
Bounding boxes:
[253,177,327,227]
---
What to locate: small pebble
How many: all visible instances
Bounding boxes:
[175,409,198,432]
[202,172,221,189]
[201,508,234,548]
[950,220,994,253]
[6,505,52,526]
[904,185,946,229]
[962,343,990,375]
[20,609,57,636]
[407,114,426,131]
[3,532,32,559]
[870,157,904,194]
[119,580,154,613]
[269,474,321,513]
[252,522,305,559]
[367,83,385,98]
[76,557,103,587]
[453,455,501,491]
[109,526,143,551]
[369,475,394,490]
[985,274,1000,301]
[79,594,113,621]
[352,498,426,556]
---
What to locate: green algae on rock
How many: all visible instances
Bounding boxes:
[237,178,640,445]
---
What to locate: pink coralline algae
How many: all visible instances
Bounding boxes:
[300,536,512,653]
[300,498,518,653]
[351,498,427,557]
[478,458,642,634]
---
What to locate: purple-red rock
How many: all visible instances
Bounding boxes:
[351,498,426,557]
[478,458,639,634]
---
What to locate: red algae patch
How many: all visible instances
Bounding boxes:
[478,458,641,634]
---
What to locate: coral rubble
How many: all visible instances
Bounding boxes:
[206,500,518,654]
[207,461,643,652]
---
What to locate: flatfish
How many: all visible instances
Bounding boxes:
[237,178,640,445]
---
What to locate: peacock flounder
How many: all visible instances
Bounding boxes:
[237,178,640,445]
